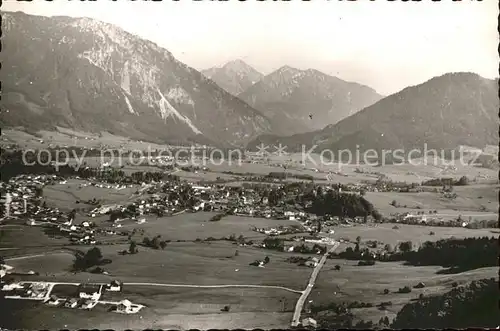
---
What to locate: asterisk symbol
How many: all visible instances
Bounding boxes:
[274,143,287,156]
[256,143,269,156]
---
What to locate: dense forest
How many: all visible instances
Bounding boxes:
[333,236,498,273]
[391,278,500,328]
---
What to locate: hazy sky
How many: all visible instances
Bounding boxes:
[4,0,498,95]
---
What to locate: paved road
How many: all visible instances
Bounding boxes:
[4,250,71,261]
[5,254,50,261]
[291,242,339,327]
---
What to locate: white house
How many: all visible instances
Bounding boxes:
[114,299,143,314]
[107,280,122,292]
[79,290,100,300]
[80,299,98,310]
[302,317,317,328]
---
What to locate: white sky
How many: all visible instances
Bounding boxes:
[4,0,498,95]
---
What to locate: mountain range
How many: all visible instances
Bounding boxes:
[238,66,383,135]
[247,72,499,156]
[2,12,497,155]
[201,60,264,96]
[0,11,271,147]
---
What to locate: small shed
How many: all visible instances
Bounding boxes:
[302,317,318,328]
[414,282,426,289]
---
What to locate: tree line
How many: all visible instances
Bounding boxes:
[332,236,498,273]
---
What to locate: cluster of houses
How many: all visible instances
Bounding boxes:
[390,212,471,228]
[1,281,52,300]
[0,278,144,314]
[111,181,318,223]
[80,181,132,191]
[0,175,59,219]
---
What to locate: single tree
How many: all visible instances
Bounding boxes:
[129,241,138,254]
[399,241,413,253]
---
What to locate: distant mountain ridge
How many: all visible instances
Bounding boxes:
[247,72,499,155]
[0,12,272,147]
[238,66,384,136]
[202,60,264,96]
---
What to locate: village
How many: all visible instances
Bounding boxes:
[0,160,497,325]
[0,166,483,252]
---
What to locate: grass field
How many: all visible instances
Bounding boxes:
[365,185,499,215]
[0,222,69,252]
[331,223,496,248]
[42,179,138,212]
[6,240,312,290]
[130,213,301,241]
[309,258,498,323]
[76,241,312,289]
[1,128,175,151]
[5,252,75,276]
[0,298,293,330]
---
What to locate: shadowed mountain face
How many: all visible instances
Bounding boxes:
[202,60,264,96]
[0,12,272,147]
[247,72,499,155]
[238,66,383,136]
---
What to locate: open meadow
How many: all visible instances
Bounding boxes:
[309,258,498,323]
[35,241,312,290]
[0,222,70,256]
[42,179,139,212]
[365,184,499,215]
[129,213,301,241]
[331,223,497,248]
[0,297,293,330]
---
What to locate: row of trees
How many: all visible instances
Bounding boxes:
[72,247,110,271]
[142,235,168,250]
[332,236,498,273]
[392,236,498,272]
[421,175,470,187]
